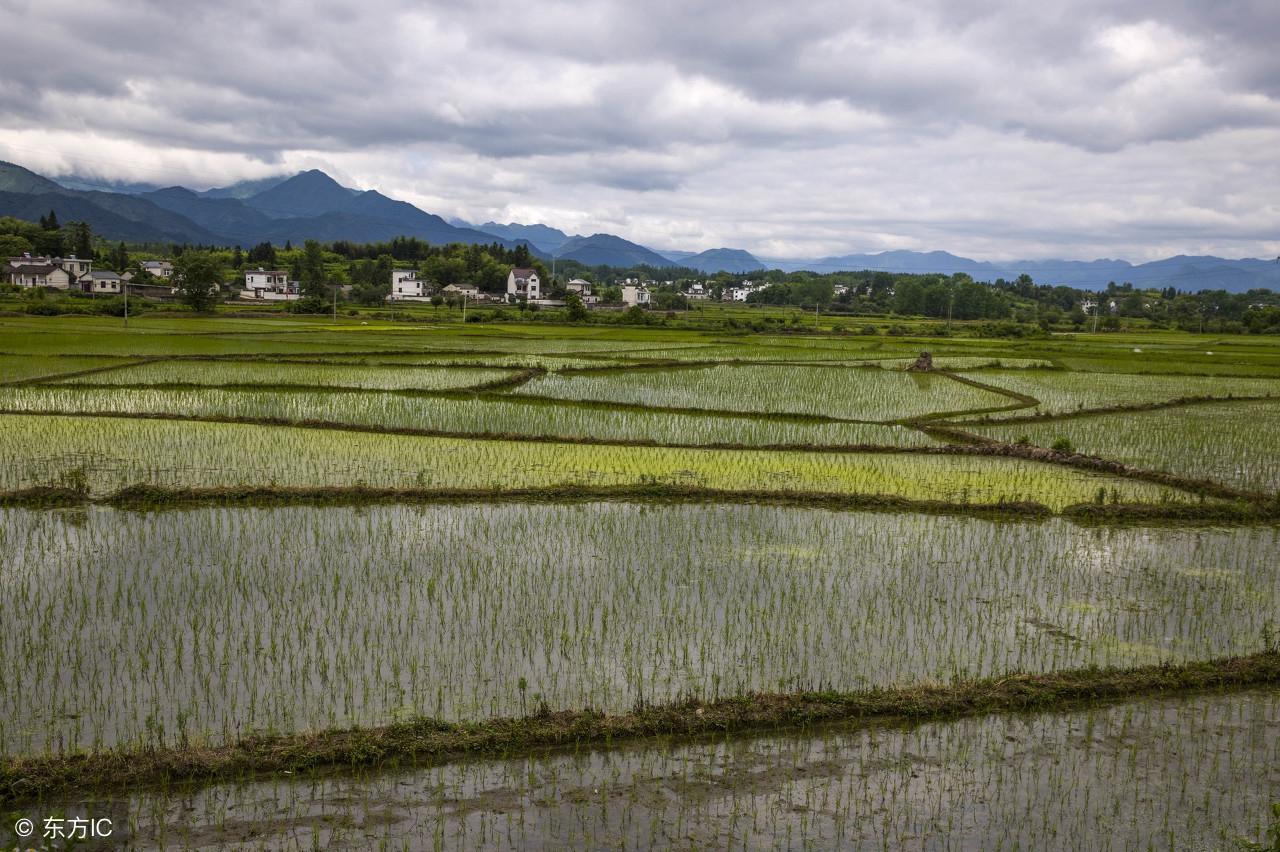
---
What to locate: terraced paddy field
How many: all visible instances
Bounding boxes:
[0,314,1278,845]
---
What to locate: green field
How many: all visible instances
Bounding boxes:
[3,504,1275,755]
[54,360,520,391]
[0,386,938,447]
[1,313,1278,828]
[0,414,1184,508]
[516,363,1014,420]
[973,398,1280,493]
[958,368,1277,419]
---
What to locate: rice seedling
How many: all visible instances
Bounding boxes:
[47,689,1277,851]
[974,399,1280,492]
[53,360,520,391]
[0,504,1274,759]
[964,369,1279,418]
[0,386,939,447]
[0,414,1191,507]
[0,355,138,384]
[515,364,1012,421]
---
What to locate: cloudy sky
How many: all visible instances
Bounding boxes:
[1,0,1277,261]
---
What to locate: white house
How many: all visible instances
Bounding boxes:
[80,270,124,294]
[724,286,751,302]
[442,283,480,299]
[59,255,92,279]
[242,268,299,300]
[140,260,174,279]
[506,267,540,302]
[390,269,428,299]
[7,254,91,287]
[683,282,710,300]
[8,262,73,289]
[566,278,600,305]
[621,283,650,306]
[245,268,290,291]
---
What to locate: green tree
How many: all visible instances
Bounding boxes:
[173,251,223,312]
[108,241,130,272]
[65,221,93,258]
[0,233,33,258]
[565,293,589,322]
[299,240,328,300]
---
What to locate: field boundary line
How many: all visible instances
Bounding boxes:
[2,650,1276,804]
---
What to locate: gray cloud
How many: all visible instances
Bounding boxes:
[0,0,1276,260]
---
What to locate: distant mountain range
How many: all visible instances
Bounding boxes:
[0,162,529,251]
[2,160,1275,290]
[760,249,1280,293]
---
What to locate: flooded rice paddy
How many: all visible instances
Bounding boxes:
[5,688,1277,850]
[1,502,1276,757]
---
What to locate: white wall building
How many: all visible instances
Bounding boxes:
[242,268,298,300]
[140,260,174,279]
[442,283,480,298]
[8,263,72,289]
[621,283,650,306]
[81,270,124,294]
[566,278,599,304]
[245,268,289,291]
[506,267,540,302]
[390,269,428,299]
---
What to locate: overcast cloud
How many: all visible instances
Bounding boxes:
[0,0,1277,260]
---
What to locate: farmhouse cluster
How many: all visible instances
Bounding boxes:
[3,253,177,296]
[5,252,771,310]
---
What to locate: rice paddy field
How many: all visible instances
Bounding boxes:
[973,398,1280,494]
[957,368,1278,419]
[10,689,1273,851]
[53,360,521,391]
[2,503,1276,756]
[0,314,1278,848]
[514,364,1012,421]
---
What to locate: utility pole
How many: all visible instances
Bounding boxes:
[123,282,129,329]
[462,293,467,324]
[332,282,337,322]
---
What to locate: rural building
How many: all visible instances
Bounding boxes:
[621,283,651,306]
[140,260,174,279]
[245,268,290,291]
[59,255,92,279]
[442,283,480,298]
[507,267,540,302]
[683,282,710,300]
[80,270,124,294]
[242,268,298,300]
[390,269,428,299]
[566,278,600,304]
[6,254,92,287]
[8,262,73,289]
